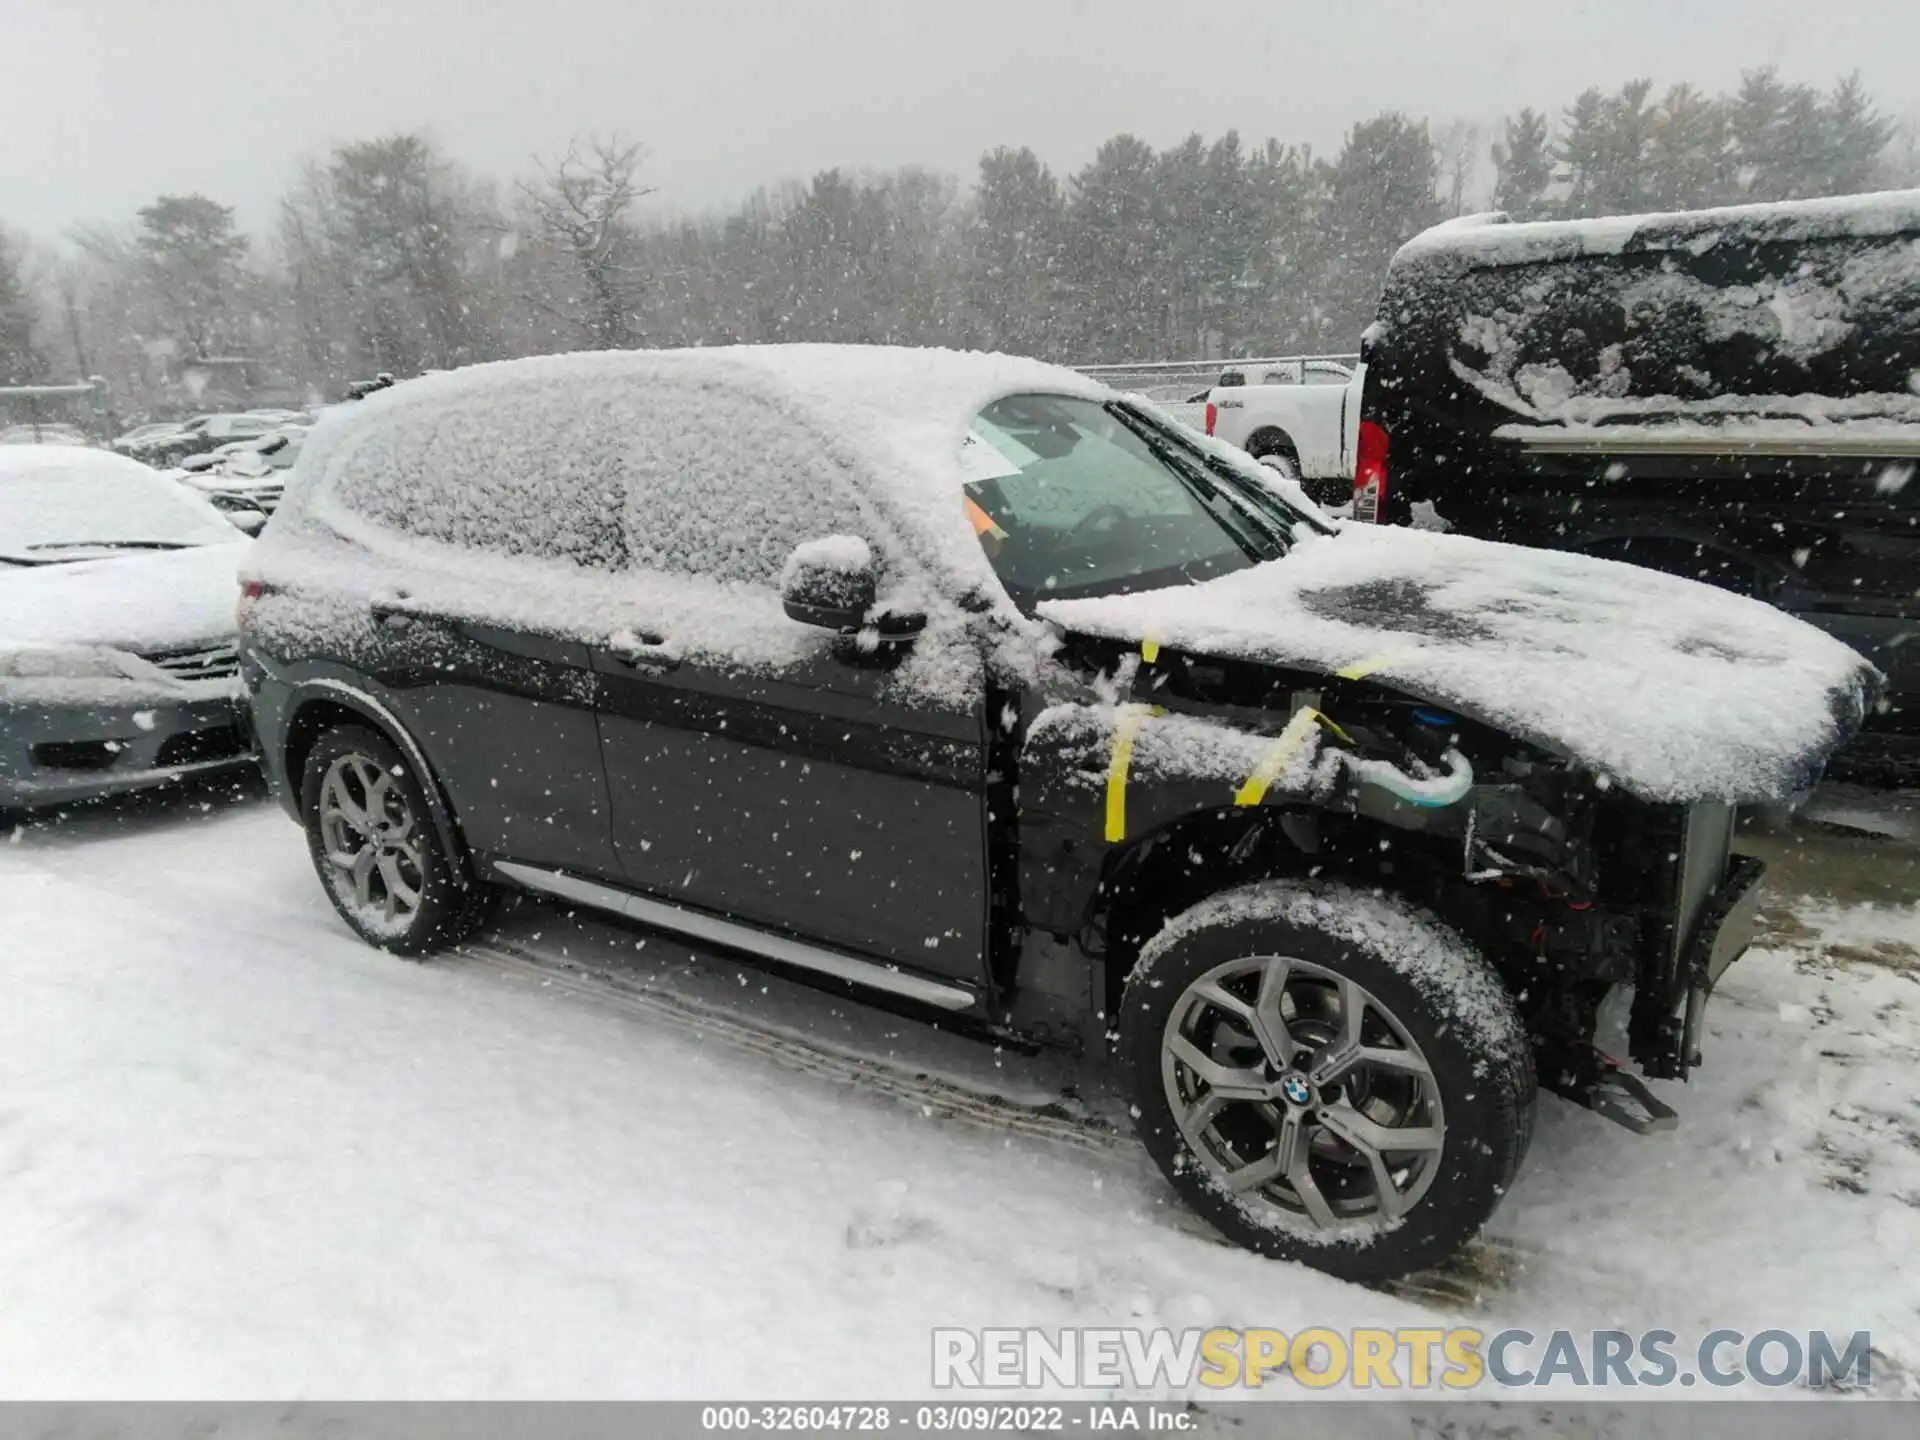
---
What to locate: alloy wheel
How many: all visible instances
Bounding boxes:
[317,752,427,929]
[1160,954,1446,1232]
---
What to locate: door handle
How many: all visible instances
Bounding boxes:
[606,629,681,672]
[370,599,428,631]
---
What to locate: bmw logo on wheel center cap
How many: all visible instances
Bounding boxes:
[1281,1074,1313,1107]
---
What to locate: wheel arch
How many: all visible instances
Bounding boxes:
[282,683,473,888]
[1244,425,1301,463]
[1085,805,1323,1024]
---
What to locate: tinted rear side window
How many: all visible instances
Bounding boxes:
[327,383,630,570]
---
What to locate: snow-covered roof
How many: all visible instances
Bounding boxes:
[1393,187,1920,273]
[286,347,1121,610]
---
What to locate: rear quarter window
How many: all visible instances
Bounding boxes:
[325,382,632,570]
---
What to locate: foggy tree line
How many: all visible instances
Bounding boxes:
[0,68,1912,414]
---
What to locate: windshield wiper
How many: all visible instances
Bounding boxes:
[1103,404,1289,561]
[24,540,200,554]
[1114,402,1336,539]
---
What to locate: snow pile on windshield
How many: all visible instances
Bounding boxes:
[1387,190,1920,437]
[1038,526,1876,803]
[0,447,236,554]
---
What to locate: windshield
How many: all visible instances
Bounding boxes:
[962,393,1312,608]
[0,456,240,561]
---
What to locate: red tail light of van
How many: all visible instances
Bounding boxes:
[1204,401,1217,436]
[1353,420,1389,523]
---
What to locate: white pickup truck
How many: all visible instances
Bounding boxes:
[1198,357,1364,502]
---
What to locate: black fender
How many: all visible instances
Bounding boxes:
[273,672,475,889]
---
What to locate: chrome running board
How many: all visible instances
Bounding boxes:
[491,860,978,1012]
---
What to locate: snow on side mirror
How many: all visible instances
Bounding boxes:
[225,509,268,536]
[782,535,880,633]
[780,535,927,641]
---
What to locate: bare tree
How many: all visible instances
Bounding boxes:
[519,136,653,349]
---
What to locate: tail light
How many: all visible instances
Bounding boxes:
[236,579,267,628]
[1204,401,1217,436]
[1353,420,1389,523]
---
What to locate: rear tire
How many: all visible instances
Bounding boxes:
[1254,450,1302,483]
[1119,879,1534,1281]
[299,724,490,955]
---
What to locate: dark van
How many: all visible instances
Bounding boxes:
[1354,190,1920,775]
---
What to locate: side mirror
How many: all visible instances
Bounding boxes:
[782,535,879,632]
[180,452,219,473]
[225,509,268,536]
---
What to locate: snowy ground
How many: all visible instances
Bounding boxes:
[1,779,1917,1405]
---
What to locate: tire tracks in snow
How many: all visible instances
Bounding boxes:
[452,933,1550,1314]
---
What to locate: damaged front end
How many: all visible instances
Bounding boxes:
[1018,636,1771,1134]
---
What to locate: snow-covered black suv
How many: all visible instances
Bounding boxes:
[239,346,1874,1280]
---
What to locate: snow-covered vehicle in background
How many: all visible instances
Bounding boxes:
[176,429,306,521]
[239,345,1873,1280]
[1354,189,1920,778]
[0,446,255,811]
[1200,356,1364,503]
[116,411,296,468]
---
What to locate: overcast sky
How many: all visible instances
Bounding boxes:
[1,0,1911,240]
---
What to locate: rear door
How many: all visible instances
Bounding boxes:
[317,383,629,881]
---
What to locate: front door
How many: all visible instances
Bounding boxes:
[592,624,990,982]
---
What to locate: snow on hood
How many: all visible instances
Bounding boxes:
[1,541,249,654]
[1037,526,1877,803]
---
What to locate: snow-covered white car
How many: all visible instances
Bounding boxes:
[240,345,1874,1280]
[0,446,255,811]
[1202,358,1364,502]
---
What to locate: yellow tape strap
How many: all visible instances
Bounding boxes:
[1233,707,1324,808]
[1104,703,1157,843]
[1140,638,1161,664]
[1335,647,1419,681]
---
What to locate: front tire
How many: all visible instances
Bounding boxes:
[300,724,488,955]
[1119,880,1534,1281]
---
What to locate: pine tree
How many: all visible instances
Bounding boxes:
[964,147,1070,356]
[133,193,248,361]
[1819,74,1896,195]
[1491,108,1554,219]
[1320,114,1441,346]
[1064,135,1166,360]
[1646,83,1731,208]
